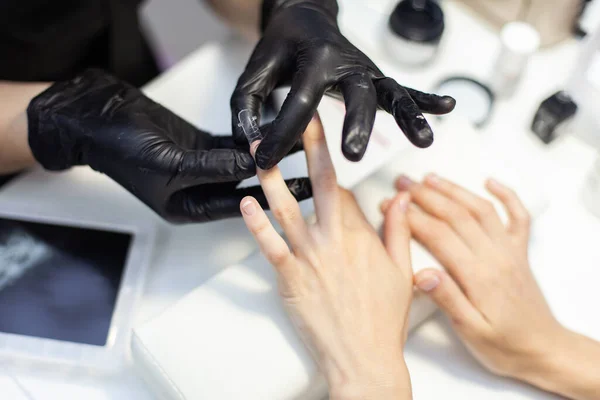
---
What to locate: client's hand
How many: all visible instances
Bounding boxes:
[241,115,414,400]
[391,175,600,400]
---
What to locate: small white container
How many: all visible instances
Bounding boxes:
[490,22,541,97]
[384,0,445,67]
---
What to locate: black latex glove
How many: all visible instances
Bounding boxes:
[231,0,456,170]
[27,69,312,223]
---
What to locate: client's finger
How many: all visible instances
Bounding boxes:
[303,113,341,232]
[407,205,475,290]
[397,175,493,252]
[423,174,505,239]
[486,178,531,240]
[383,192,412,276]
[414,269,488,334]
[252,141,311,251]
[379,198,392,214]
[241,197,294,277]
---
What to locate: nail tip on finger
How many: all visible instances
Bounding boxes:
[395,175,414,191]
[486,178,503,191]
[424,173,440,185]
[415,271,441,292]
[241,198,257,216]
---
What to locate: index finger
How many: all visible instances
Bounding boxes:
[254,66,326,170]
[251,141,312,253]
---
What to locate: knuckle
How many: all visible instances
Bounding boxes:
[444,207,471,225]
[315,170,338,192]
[266,246,290,266]
[294,89,319,109]
[475,200,496,219]
[339,188,356,203]
[251,220,272,237]
[419,221,451,243]
[311,41,336,59]
[272,205,299,224]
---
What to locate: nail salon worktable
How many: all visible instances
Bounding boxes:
[1,2,599,399]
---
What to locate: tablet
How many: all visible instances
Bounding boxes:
[0,210,156,373]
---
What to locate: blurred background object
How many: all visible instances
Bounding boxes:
[0,174,17,189]
[582,154,600,218]
[457,0,583,46]
[566,19,600,149]
[385,0,445,67]
[531,91,578,144]
[434,77,494,127]
[490,21,540,97]
[141,0,230,69]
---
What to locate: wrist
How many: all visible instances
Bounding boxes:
[27,69,127,171]
[516,326,600,400]
[328,358,412,400]
[0,81,50,174]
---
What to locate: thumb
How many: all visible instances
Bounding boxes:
[414,269,486,331]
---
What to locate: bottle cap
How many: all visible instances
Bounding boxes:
[388,0,445,44]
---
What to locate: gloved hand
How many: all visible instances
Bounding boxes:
[232,0,456,170]
[27,69,312,223]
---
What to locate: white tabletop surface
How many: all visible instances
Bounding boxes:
[2,1,600,399]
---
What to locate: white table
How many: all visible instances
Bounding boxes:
[2,2,600,399]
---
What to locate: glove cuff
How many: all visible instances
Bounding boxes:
[261,0,339,32]
[27,69,125,171]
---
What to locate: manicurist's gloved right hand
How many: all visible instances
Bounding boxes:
[232,0,456,170]
[27,69,311,223]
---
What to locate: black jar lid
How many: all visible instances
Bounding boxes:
[388,0,445,44]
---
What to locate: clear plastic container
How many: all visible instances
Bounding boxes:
[0,205,156,375]
[567,22,600,149]
[582,154,600,219]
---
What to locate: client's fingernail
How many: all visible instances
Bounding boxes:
[398,193,410,212]
[416,274,440,292]
[487,178,502,190]
[426,173,440,186]
[241,200,256,216]
[396,175,414,191]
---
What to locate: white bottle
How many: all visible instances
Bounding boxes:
[490,22,541,98]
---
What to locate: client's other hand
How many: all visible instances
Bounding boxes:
[241,115,414,400]
[391,175,600,400]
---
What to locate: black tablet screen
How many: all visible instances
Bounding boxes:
[0,218,132,346]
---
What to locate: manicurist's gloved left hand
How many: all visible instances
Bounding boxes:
[27,69,312,223]
[232,0,456,170]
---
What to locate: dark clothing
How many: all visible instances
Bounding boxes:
[0,0,159,87]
